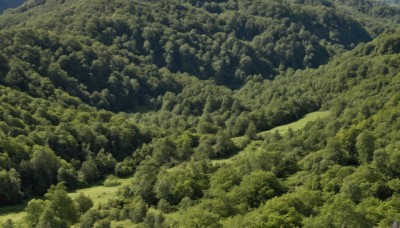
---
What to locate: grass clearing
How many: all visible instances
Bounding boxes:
[231,135,249,147]
[0,203,27,225]
[0,177,133,226]
[212,140,263,165]
[69,177,132,207]
[258,111,331,137]
[214,111,331,165]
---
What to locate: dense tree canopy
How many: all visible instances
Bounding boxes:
[0,0,400,227]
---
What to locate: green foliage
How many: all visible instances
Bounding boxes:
[25,183,79,227]
[0,219,13,228]
[36,207,65,228]
[0,169,23,205]
[143,210,164,228]
[222,190,322,227]
[154,162,210,205]
[74,193,94,214]
[79,158,101,183]
[44,183,79,225]
[30,146,62,194]
[229,170,286,209]
[175,206,221,228]
[303,196,369,228]
[103,175,121,187]
[79,210,104,228]
[25,199,46,227]
[0,0,400,227]
[356,130,375,163]
[130,159,158,204]
[126,197,148,223]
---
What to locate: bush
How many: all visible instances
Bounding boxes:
[74,193,93,214]
[103,175,121,187]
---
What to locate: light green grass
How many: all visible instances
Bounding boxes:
[111,219,138,228]
[212,140,263,165]
[258,111,331,137]
[213,111,331,165]
[231,135,248,147]
[0,177,133,226]
[230,111,330,144]
[69,177,132,207]
[0,203,27,226]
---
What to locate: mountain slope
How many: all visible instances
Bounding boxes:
[148,31,400,228]
[0,0,371,111]
[0,0,400,227]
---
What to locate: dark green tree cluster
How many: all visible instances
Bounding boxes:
[25,183,91,228]
[0,0,373,105]
[0,85,147,203]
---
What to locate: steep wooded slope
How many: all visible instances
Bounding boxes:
[0,0,371,112]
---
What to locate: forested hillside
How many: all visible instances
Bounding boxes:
[0,0,400,227]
